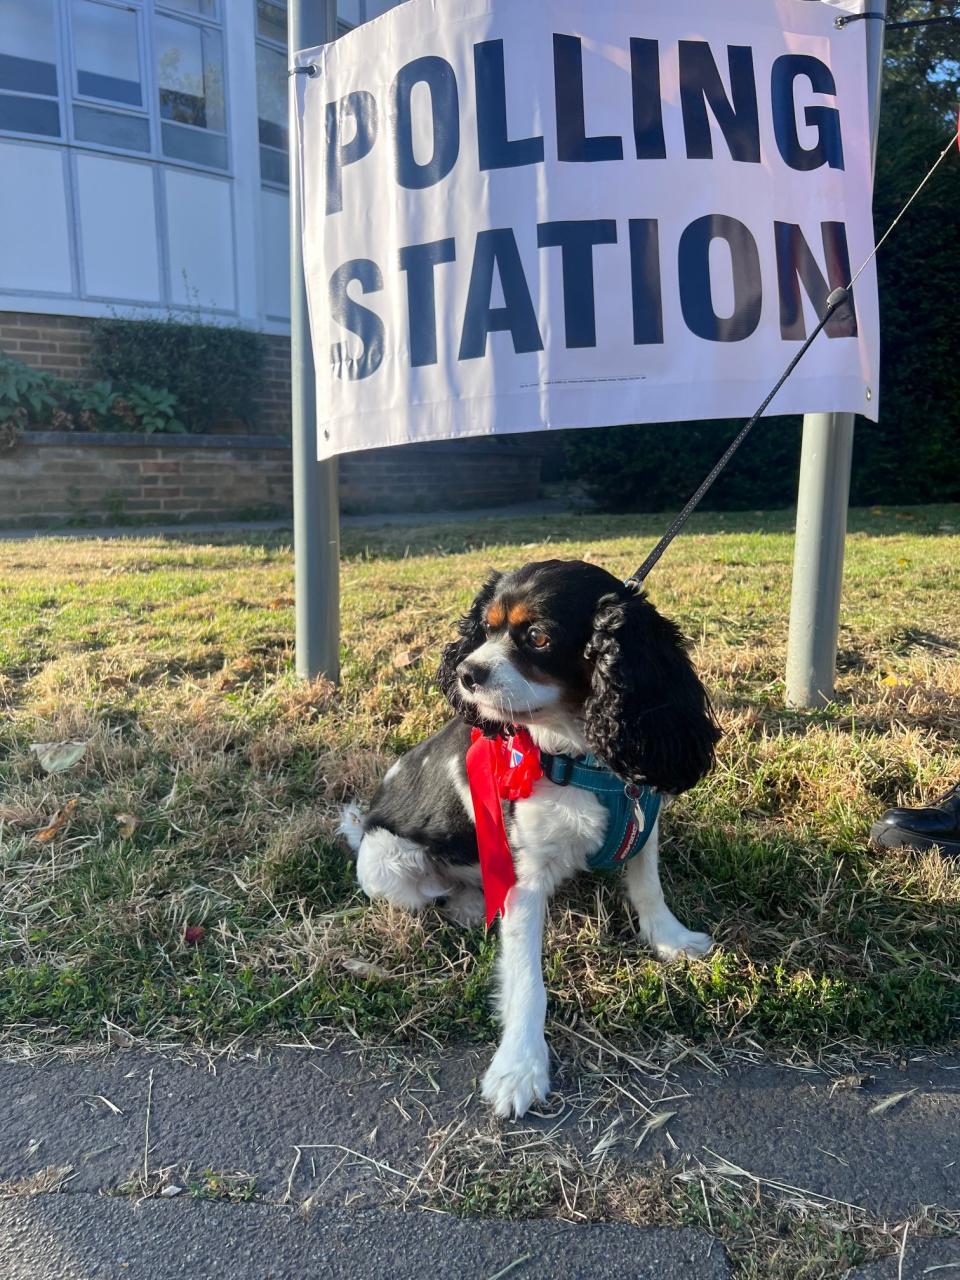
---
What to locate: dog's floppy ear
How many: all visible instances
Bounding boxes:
[584,590,720,794]
[437,571,501,727]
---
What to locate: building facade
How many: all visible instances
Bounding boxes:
[0,0,545,528]
[0,0,402,344]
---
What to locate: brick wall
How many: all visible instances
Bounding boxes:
[339,441,543,514]
[1,311,545,526]
[0,433,543,528]
[0,311,292,436]
[0,433,292,528]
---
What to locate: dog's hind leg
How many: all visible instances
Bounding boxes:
[354,826,450,912]
[622,821,713,961]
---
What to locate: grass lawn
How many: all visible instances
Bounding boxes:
[1,504,959,1061]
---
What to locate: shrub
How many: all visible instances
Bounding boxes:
[560,416,804,513]
[0,351,62,429]
[0,351,184,435]
[89,317,266,433]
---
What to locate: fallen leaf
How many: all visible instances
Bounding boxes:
[30,741,87,774]
[392,648,422,669]
[267,596,294,610]
[881,674,900,687]
[34,798,79,844]
[114,812,140,839]
[184,925,206,945]
[341,957,390,980]
[103,1020,135,1049]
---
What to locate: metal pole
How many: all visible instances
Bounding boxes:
[785,1,886,708]
[290,0,340,681]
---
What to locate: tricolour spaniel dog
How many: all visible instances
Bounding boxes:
[340,559,720,1118]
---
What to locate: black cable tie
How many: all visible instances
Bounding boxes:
[834,11,887,28]
[835,11,960,30]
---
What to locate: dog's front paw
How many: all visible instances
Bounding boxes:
[650,922,714,963]
[481,1038,550,1119]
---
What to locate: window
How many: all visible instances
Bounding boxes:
[0,0,60,138]
[70,0,149,152]
[256,0,286,44]
[255,0,287,186]
[156,13,227,169]
[162,0,218,16]
[339,0,403,25]
[73,0,142,106]
[256,43,287,185]
[0,0,230,174]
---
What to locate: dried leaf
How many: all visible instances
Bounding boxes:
[184,925,206,945]
[114,812,140,839]
[881,674,900,688]
[342,957,390,981]
[268,596,294,611]
[34,798,79,844]
[103,1020,135,1049]
[392,648,422,670]
[30,741,87,774]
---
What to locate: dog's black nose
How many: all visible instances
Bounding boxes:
[458,660,490,691]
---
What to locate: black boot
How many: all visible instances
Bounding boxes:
[870,783,960,856]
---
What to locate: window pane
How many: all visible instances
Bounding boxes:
[337,1,362,23]
[0,93,60,136]
[0,0,58,96]
[156,17,225,132]
[256,44,286,152]
[161,120,227,168]
[257,0,286,44]
[74,0,142,106]
[259,144,287,185]
[74,103,150,150]
[160,0,218,17]
[367,1,402,17]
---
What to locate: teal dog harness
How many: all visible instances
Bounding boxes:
[539,751,661,870]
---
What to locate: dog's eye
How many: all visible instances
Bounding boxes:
[527,626,550,650]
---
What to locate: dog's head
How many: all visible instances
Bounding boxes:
[438,559,719,794]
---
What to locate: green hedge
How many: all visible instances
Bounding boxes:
[90,317,266,434]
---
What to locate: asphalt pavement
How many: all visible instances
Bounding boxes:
[1,1043,959,1279]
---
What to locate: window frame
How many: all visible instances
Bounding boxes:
[0,0,232,178]
[0,0,65,144]
[70,0,148,114]
[254,0,288,191]
[154,7,229,167]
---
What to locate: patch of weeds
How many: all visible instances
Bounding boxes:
[188,1169,257,1203]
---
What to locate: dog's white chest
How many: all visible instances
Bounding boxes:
[509,777,609,888]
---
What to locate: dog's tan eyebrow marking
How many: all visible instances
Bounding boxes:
[485,602,506,628]
[507,604,534,626]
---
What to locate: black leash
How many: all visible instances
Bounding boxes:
[627,121,959,591]
[627,287,850,588]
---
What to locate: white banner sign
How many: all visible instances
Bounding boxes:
[297,0,879,461]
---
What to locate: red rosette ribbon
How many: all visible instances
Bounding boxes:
[466,727,542,926]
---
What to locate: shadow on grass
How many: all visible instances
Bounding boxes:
[56,503,958,563]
